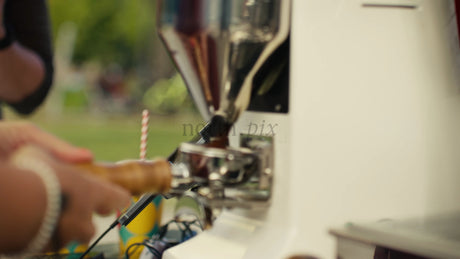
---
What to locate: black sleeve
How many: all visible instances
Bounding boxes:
[4,0,54,115]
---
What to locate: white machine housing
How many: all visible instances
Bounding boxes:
[164,0,460,258]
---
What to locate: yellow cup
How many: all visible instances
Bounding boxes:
[118,196,163,259]
[58,241,88,258]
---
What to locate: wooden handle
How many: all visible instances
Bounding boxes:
[76,159,172,196]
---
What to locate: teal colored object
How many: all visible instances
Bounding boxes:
[118,196,163,258]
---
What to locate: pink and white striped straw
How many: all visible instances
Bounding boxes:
[140,109,149,160]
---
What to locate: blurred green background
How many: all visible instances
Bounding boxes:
[4,0,203,161]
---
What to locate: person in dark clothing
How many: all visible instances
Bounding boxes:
[0,1,132,256]
[0,0,54,118]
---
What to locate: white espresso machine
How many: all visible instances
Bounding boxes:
[155,0,460,258]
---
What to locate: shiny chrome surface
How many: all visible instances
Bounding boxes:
[170,136,273,210]
[174,191,209,229]
[176,142,258,185]
[157,0,290,123]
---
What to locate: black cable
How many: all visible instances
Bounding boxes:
[78,194,157,259]
[77,117,225,258]
[142,241,162,258]
[123,219,202,259]
[117,194,156,226]
[167,115,230,162]
[125,242,146,259]
[78,218,118,259]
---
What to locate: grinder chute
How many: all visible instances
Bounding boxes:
[157,0,290,127]
[155,0,290,225]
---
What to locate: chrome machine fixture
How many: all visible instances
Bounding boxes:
[157,0,290,222]
[157,0,290,124]
[157,1,460,259]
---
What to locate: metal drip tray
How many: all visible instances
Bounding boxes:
[330,213,460,259]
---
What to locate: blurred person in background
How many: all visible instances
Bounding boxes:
[0,0,132,256]
[0,0,54,118]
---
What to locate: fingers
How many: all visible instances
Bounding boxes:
[61,170,130,244]
[56,178,129,247]
[9,144,52,168]
[8,145,130,250]
[21,123,93,163]
[0,121,93,163]
[90,177,131,216]
[57,214,96,246]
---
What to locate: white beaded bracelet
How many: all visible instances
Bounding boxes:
[10,158,62,258]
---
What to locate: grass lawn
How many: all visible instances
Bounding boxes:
[5,109,203,162]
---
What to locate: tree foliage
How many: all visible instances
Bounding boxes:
[48,0,157,70]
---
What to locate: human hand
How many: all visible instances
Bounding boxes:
[0,121,92,163]
[9,145,131,250]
